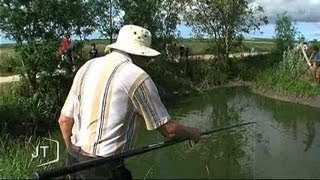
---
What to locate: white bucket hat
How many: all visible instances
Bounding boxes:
[106,25,160,57]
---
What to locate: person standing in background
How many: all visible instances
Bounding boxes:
[89,43,99,59]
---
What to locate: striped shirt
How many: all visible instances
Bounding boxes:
[61,50,171,157]
[315,52,320,63]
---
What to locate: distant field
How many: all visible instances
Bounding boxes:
[178,38,276,55]
[0,45,16,75]
[0,38,276,75]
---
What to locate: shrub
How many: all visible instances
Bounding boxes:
[279,48,305,78]
[0,49,20,75]
[0,91,61,137]
[255,50,320,97]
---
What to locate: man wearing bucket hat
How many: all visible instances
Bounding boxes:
[58,25,201,179]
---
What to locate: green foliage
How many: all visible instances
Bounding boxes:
[0,0,95,43]
[274,12,298,55]
[0,90,63,136]
[13,41,59,93]
[255,50,320,97]
[0,0,95,97]
[279,48,305,78]
[142,57,191,96]
[0,49,20,75]
[256,68,320,97]
[88,0,121,43]
[184,0,268,57]
[0,133,67,179]
[229,53,279,81]
[188,58,230,88]
[118,0,183,51]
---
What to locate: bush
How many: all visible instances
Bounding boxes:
[189,58,230,88]
[0,91,61,137]
[0,49,20,75]
[255,50,320,97]
[279,48,305,78]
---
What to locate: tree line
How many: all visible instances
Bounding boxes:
[0,0,268,55]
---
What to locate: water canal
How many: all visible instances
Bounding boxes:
[126,87,320,179]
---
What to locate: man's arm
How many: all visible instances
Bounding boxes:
[58,114,74,148]
[157,119,201,143]
[131,76,201,143]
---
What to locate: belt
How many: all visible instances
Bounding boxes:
[69,144,100,158]
[68,144,124,167]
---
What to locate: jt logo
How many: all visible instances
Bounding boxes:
[32,145,49,158]
[31,138,59,167]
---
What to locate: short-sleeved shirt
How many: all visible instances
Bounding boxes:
[61,50,171,157]
[314,52,320,63]
[59,37,70,55]
[89,48,99,59]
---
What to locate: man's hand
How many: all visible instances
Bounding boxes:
[190,127,201,143]
[157,120,202,143]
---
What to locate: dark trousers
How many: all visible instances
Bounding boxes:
[67,146,132,180]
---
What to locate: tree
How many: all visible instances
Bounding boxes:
[0,0,95,43]
[184,0,268,58]
[88,0,121,43]
[0,0,95,93]
[274,12,298,55]
[117,0,184,51]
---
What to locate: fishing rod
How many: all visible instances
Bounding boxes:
[34,121,256,179]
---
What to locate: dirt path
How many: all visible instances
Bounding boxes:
[0,74,20,84]
[190,52,270,60]
[0,69,67,84]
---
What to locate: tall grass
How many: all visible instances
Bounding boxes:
[255,49,320,97]
[0,47,20,76]
[0,132,67,179]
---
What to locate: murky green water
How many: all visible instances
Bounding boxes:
[126,87,320,179]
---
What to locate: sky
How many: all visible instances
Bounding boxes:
[179,0,320,41]
[1,0,319,44]
[254,0,320,23]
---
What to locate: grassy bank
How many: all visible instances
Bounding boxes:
[253,49,320,98]
[0,132,67,178]
[255,68,320,97]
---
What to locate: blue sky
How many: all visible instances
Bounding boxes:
[1,0,319,44]
[177,22,320,41]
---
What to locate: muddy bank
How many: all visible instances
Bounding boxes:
[251,87,320,109]
[197,81,320,109]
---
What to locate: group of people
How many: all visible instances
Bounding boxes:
[58,35,100,72]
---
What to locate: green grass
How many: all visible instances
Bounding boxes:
[243,40,275,52]
[0,82,16,97]
[178,38,212,55]
[0,38,276,74]
[255,68,320,97]
[0,46,16,75]
[178,38,275,55]
[0,132,67,179]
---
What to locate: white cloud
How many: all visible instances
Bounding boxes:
[254,0,320,22]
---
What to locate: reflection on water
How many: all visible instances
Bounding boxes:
[126,87,320,179]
